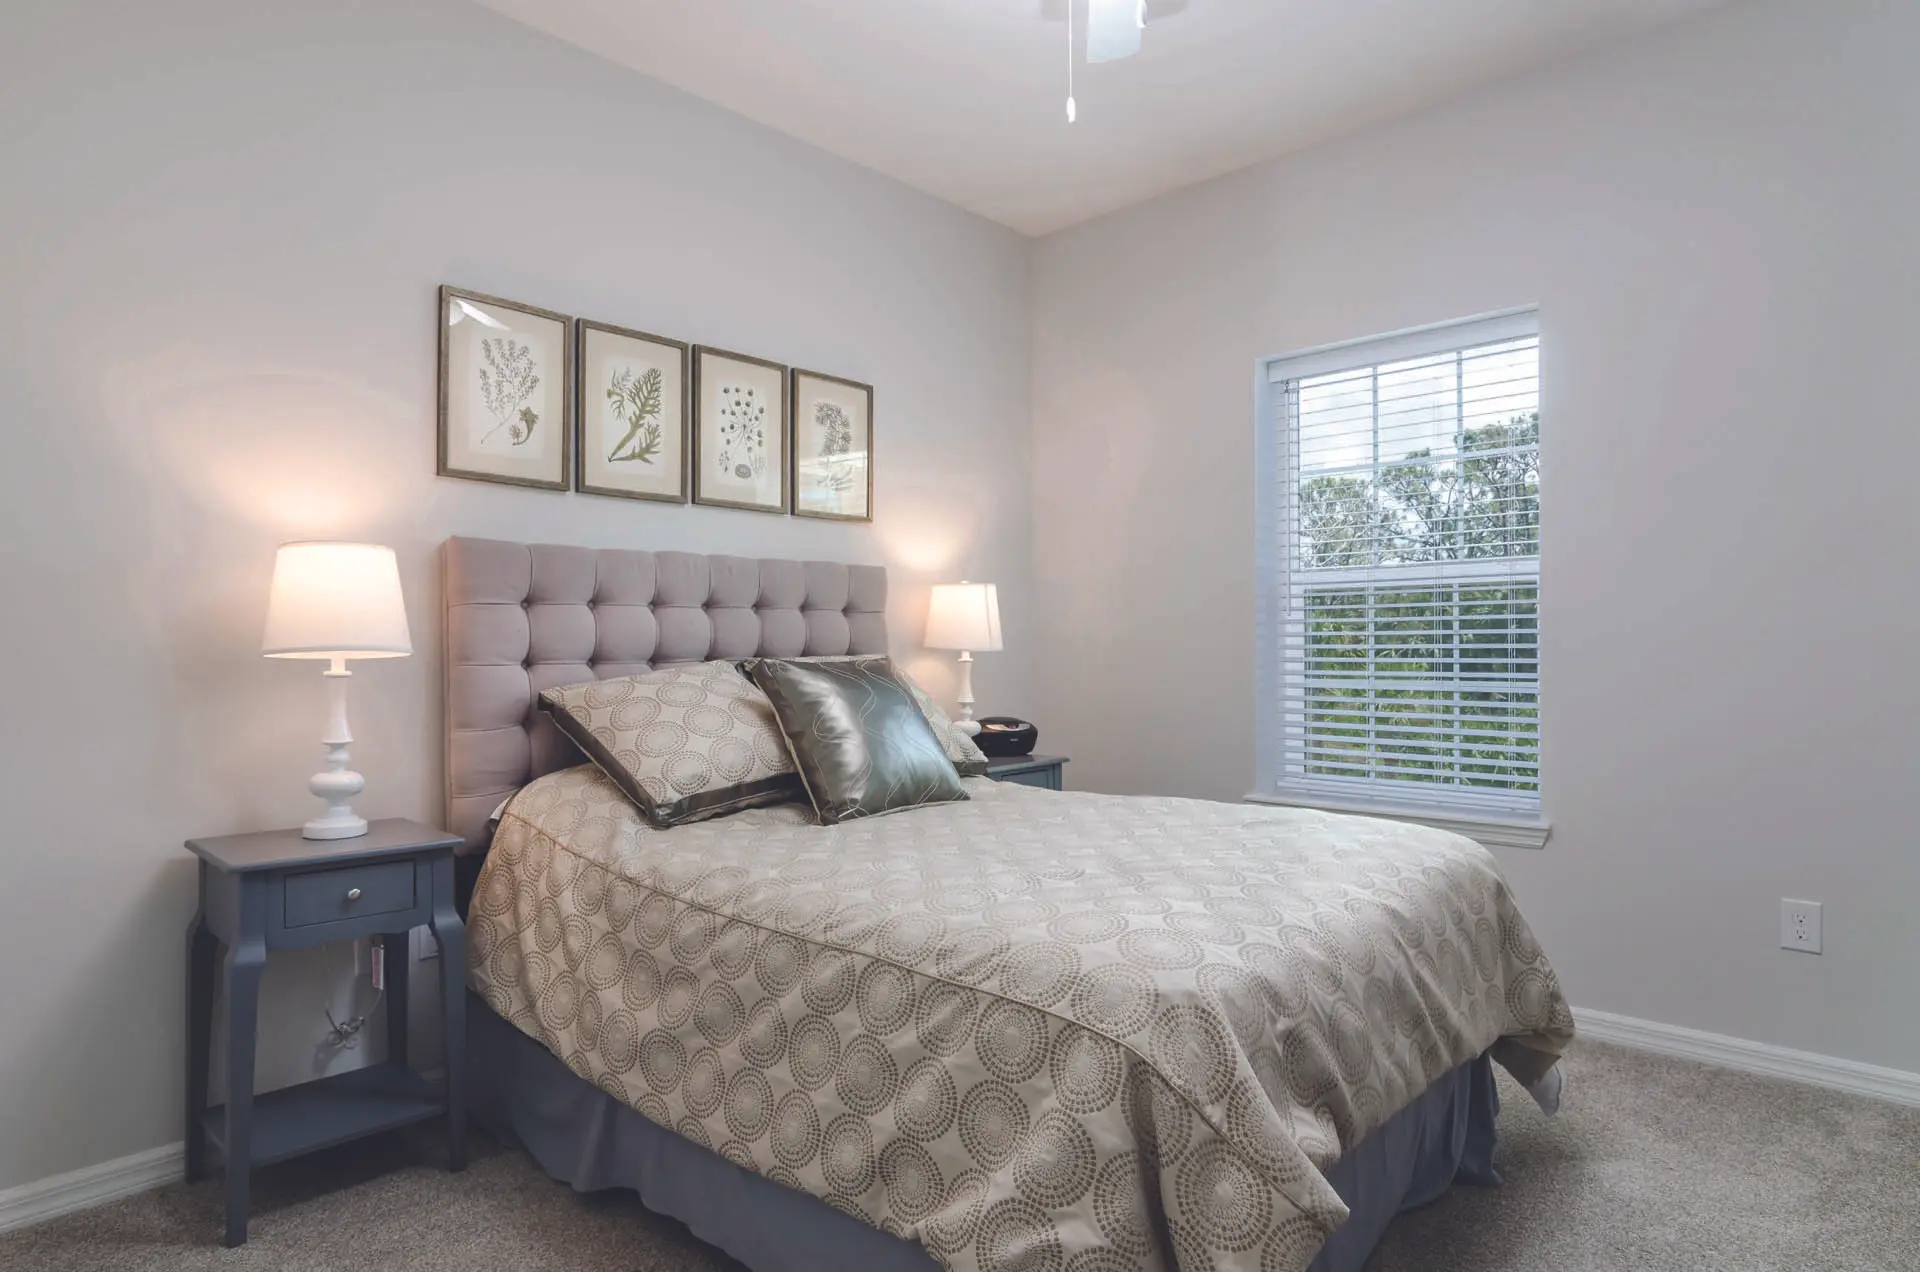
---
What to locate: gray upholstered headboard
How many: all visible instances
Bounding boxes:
[443,535,888,852]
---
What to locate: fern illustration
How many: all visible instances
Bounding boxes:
[477,338,540,446]
[606,366,664,464]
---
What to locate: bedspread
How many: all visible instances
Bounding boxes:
[469,766,1572,1272]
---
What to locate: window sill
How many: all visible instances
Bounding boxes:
[1243,791,1551,850]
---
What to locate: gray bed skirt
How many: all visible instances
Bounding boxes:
[470,995,1500,1271]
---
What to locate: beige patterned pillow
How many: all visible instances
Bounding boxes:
[903,675,991,776]
[539,662,800,827]
[747,656,989,776]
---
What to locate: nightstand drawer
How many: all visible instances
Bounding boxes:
[994,767,1057,789]
[283,861,415,928]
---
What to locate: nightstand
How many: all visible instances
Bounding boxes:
[184,818,466,1247]
[984,754,1069,790]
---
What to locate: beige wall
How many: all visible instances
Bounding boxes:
[0,0,1032,1188]
[1032,0,1920,1072]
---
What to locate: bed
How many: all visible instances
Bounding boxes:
[444,535,1573,1272]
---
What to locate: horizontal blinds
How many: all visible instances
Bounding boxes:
[1271,322,1541,815]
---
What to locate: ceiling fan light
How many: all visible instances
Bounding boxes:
[1087,0,1144,63]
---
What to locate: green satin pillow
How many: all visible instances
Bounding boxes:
[745,657,969,824]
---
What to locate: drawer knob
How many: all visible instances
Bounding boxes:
[346,887,363,902]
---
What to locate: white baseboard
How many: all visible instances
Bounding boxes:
[4,1017,1914,1235]
[1578,1007,1920,1108]
[0,1142,184,1234]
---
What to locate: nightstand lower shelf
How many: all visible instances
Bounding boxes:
[201,1063,443,1169]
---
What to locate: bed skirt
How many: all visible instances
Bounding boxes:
[469,995,1500,1272]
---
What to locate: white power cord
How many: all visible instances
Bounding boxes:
[321,937,386,1053]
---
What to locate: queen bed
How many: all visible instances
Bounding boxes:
[444,535,1573,1272]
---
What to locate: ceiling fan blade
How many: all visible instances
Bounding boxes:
[1086,0,1144,64]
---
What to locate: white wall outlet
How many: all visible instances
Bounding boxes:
[413,927,441,962]
[1780,899,1822,954]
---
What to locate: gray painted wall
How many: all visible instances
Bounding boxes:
[1032,0,1920,1073]
[0,0,1032,1189]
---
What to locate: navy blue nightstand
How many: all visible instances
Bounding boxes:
[184,818,466,1246]
[984,754,1069,790]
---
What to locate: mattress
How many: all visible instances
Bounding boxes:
[469,766,1572,1272]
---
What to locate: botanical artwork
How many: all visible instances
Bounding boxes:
[812,402,856,491]
[790,369,872,521]
[693,346,787,513]
[606,367,663,463]
[577,321,687,502]
[713,383,768,480]
[438,286,570,490]
[478,338,541,447]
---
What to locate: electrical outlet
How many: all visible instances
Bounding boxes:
[1780,899,1822,954]
[413,927,440,962]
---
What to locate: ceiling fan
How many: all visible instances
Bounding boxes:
[1043,0,1190,121]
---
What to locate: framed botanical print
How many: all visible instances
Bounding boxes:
[692,345,788,514]
[438,286,572,490]
[789,368,873,522]
[575,319,689,503]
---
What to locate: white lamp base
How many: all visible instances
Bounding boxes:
[304,664,371,840]
[954,650,983,736]
[304,806,369,841]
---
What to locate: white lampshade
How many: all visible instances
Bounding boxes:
[262,542,412,660]
[925,582,1003,652]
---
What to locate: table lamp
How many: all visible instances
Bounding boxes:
[262,542,413,839]
[924,581,1002,736]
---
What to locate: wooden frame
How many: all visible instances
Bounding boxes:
[573,318,691,504]
[788,367,874,523]
[437,285,573,491]
[692,344,789,514]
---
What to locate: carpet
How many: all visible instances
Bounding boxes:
[5,1038,1916,1271]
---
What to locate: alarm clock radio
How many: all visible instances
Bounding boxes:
[974,717,1038,758]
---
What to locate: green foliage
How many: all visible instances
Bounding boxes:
[1296,413,1540,795]
[1298,413,1538,569]
[606,366,664,465]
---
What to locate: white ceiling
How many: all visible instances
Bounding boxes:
[475,0,1731,236]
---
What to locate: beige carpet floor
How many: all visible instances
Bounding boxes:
[5,1038,1917,1271]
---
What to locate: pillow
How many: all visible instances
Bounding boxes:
[745,657,969,824]
[902,676,991,777]
[538,662,800,827]
[748,655,990,776]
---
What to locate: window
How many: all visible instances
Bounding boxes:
[1256,310,1542,833]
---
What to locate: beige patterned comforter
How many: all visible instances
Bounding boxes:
[470,766,1572,1272]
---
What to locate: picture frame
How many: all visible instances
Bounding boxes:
[437,286,572,491]
[789,368,873,523]
[575,319,690,503]
[692,345,789,514]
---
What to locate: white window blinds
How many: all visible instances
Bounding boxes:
[1260,310,1540,818]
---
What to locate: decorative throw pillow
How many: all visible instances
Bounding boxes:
[746,655,990,776]
[745,657,969,824]
[905,679,991,776]
[538,662,800,827]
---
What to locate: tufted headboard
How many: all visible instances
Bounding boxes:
[443,535,888,853]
